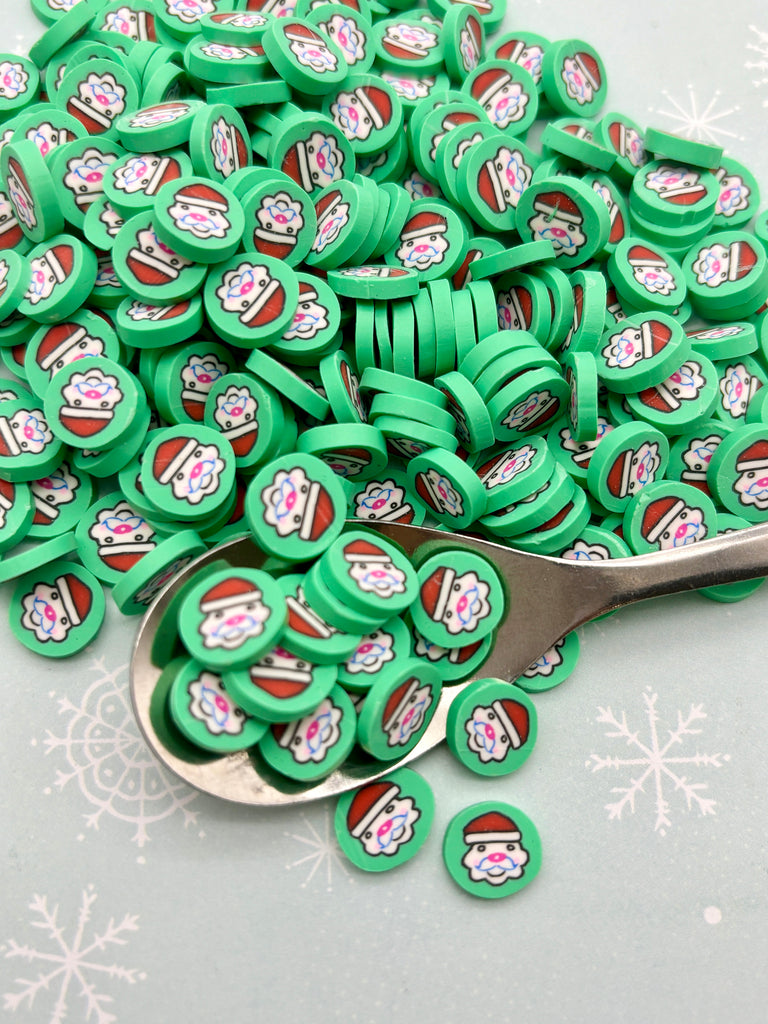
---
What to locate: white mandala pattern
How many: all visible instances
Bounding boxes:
[648,86,743,147]
[41,658,199,850]
[284,807,352,891]
[2,885,145,1024]
[586,687,728,836]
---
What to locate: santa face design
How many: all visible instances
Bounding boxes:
[180,353,227,403]
[602,326,648,369]
[64,148,117,209]
[31,462,79,520]
[382,21,438,60]
[187,671,248,736]
[497,284,532,331]
[212,386,258,445]
[330,90,375,141]
[462,831,529,885]
[261,466,330,540]
[415,466,464,518]
[481,79,529,129]
[27,247,70,304]
[480,446,535,490]
[561,539,611,561]
[20,576,90,644]
[201,43,259,61]
[27,121,74,159]
[1,408,53,456]
[344,541,407,598]
[716,171,750,219]
[430,568,490,636]
[353,478,413,523]
[666,361,706,404]
[644,164,701,201]
[354,787,420,857]
[527,204,586,258]
[61,369,122,420]
[278,697,342,764]
[465,700,529,764]
[0,60,29,101]
[560,55,595,106]
[286,132,344,191]
[282,289,329,341]
[380,70,434,102]
[72,73,127,130]
[210,117,243,177]
[486,147,532,213]
[524,639,565,678]
[168,195,230,240]
[254,192,305,249]
[681,435,720,489]
[395,218,449,272]
[133,554,197,607]
[99,202,124,237]
[113,154,173,196]
[87,500,155,569]
[631,258,675,297]
[384,677,433,747]
[157,440,226,505]
[344,628,396,675]
[719,363,758,419]
[650,501,707,549]
[287,28,339,72]
[501,389,558,433]
[214,261,281,324]
[127,104,190,130]
[321,13,366,65]
[198,588,270,651]
[6,160,35,231]
[733,450,768,510]
[610,441,661,499]
[312,194,350,255]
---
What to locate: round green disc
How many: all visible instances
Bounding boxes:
[177,565,287,671]
[306,4,375,74]
[241,175,318,264]
[262,17,347,94]
[114,293,203,348]
[407,448,486,528]
[411,547,505,648]
[56,59,140,139]
[104,148,193,215]
[114,98,204,151]
[623,480,718,554]
[357,656,442,760]
[317,527,418,618]
[223,642,338,724]
[327,266,419,300]
[540,116,615,171]
[688,321,757,362]
[442,800,542,898]
[462,58,538,135]
[188,102,251,181]
[200,9,271,44]
[384,198,467,281]
[19,234,97,324]
[645,126,722,168]
[203,251,299,347]
[203,371,285,470]
[487,366,569,442]
[630,160,719,228]
[515,629,580,693]
[489,29,550,89]
[541,38,607,117]
[433,371,493,453]
[446,678,537,777]
[245,452,347,561]
[111,529,207,615]
[515,175,611,269]
[305,178,376,270]
[457,134,540,234]
[167,658,267,754]
[112,211,207,303]
[258,683,358,782]
[322,73,403,156]
[335,767,434,871]
[706,423,768,522]
[608,237,687,312]
[152,175,245,263]
[480,461,572,538]
[374,15,444,73]
[1,139,63,244]
[45,355,146,450]
[586,420,669,512]
[684,230,768,319]
[346,468,426,527]
[184,35,269,83]
[434,120,503,208]
[0,54,40,117]
[711,156,760,229]
[473,436,556,511]
[74,490,158,586]
[596,311,690,394]
[11,558,104,657]
[140,424,236,520]
[625,353,719,433]
[245,348,330,419]
[0,532,77,586]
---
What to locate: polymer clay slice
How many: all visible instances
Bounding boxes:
[462,59,538,135]
[26,459,93,540]
[140,425,236,521]
[384,198,467,281]
[177,565,287,672]
[456,134,540,233]
[19,233,98,323]
[11,559,105,658]
[45,356,146,451]
[245,452,347,561]
[624,353,719,433]
[56,59,140,139]
[0,478,33,552]
[152,176,244,263]
[411,548,505,649]
[586,420,670,512]
[74,490,157,586]
[262,16,347,94]
[223,643,337,723]
[683,230,768,319]
[318,527,418,618]
[167,658,267,754]
[114,99,204,151]
[335,767,435,871]
[346,468,426,527]
[630,159,719,229]
[1,138,63,244]
[203,251,298,347]
[268,112,354,194]
[306,3,375,73]
[594,110,648,183]
[514,629,580,693]
[240,173,317,266]
[111,529,207,616]
[357,656,442,760]
[446,678,537,777]
[374,15,444,73]
[706,424,768,523]
[407,448,487,529]
[323,73,403,155]
[337,617,413,693]
[442,801,542,899]
[607,238,687,313]
[596,311,690,394]
[515,175,610,269]
[623,480,718,555]
[0,397,64,483]
[203,371,285,470]
[188,102,251,181]
[112,212,206,304]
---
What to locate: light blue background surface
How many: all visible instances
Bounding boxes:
[2,2,767,1023]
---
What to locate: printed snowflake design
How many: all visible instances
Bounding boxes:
[746,25,768,105]
[2,885,144,1024]
[284,807,352,891]
[586,687,728,835]
[648,87,743,147]
[40,658,199,851]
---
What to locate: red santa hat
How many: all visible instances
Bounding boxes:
[127,300,189,323]
[568,50,602,93]
[349,84,392,132]
[285,590,335,639]
[6,156,33,215]
[40,244,75,286]
[490,697,530,749]
[627,244,668,271]
[636,378,684,413]
[605,284,625,322]
[477,154,512,216]
[606,447,640,499]
[153,436,199,485]
[725,240,758,281]
[199,576,264,616]
[127,232,184,285]
[248,652,313,698]
[35,322,94,373]
[59,400,115,439]
[641,495,686,544]
[399,209,448,245]
[234,273,285,328]
[495,38,528,63]
[463,809,521,845]
[735,438,768,475]
[0,412,22,457]
[56,572,93,628]
[346,780,401,838]
[471,66,513,111]
[342,537,393,568]
[607,120,630,158]
[172,182,229,215]
[532,191,584,226]
[419,564,456,624]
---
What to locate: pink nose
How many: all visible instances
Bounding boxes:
[488,852,506,863]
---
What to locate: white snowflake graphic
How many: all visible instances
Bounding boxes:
[586,687,729,836]
[746,25,768,104]
[284,807,352,891]
[39,658,199,852]
[648,86,743,147]
[2,885,145,1024]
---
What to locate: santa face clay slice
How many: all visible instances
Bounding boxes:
[152,175,245,263]
[176,565,287,672]
[446,678,538,778]
[706,424,768,523]
[622,480,718,555]
[11,559,105,658]
[317,527,418,618]
[411,548,506,649]
[222,643,337,724]
[245,452,347,562]
[203,249,299,347]
[335,767,435,872]
[357,657,442,761]
[259,683,358,782]
[443,800,542,899]
[140,424,236,521]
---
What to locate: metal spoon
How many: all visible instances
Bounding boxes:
[130,521,768,806]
